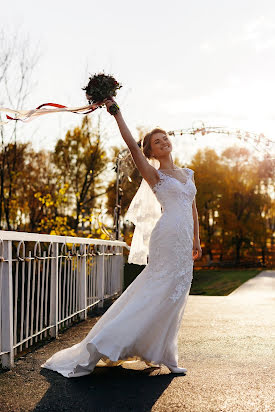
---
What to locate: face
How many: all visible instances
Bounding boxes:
[150,132,172,159]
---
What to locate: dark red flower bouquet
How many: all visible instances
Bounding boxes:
[83,73,122,115]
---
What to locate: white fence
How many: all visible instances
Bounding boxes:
[0,231,130,369]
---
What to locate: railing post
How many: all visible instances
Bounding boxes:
[50,242,59,338]
[119,247,124,294]
[79,245,87,320]
[97,245,105,308]
[1,240,14,368]
[113,247,118,293]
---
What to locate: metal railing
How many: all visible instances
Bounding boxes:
[0,231,130,369]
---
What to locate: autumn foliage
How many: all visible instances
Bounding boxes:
[0,117,274,266]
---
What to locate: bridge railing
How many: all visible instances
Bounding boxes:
[0,231,130,369]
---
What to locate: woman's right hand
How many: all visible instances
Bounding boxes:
[103,97,120,116]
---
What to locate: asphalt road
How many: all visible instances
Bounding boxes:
[0,270,274,412]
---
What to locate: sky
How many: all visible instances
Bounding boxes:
[1,0,275,164]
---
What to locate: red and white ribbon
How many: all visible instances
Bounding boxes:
[0,102,100,125]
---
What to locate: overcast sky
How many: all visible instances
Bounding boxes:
[1,0,275,163]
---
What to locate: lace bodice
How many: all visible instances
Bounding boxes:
[150,168,197,211]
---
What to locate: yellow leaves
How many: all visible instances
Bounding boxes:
[59,187,67,196]
[45,200,54,207]
[35,183,69,210]
[38,215,77,237]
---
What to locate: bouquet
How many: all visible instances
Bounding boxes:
[83,73,122,115]
[0,73,122,125]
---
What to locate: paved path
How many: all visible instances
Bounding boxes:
[0,270,274,412]
[229,269,275,298]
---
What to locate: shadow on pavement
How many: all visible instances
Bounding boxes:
[34,365,176,412]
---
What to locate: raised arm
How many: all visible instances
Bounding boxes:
[103,98,159,187]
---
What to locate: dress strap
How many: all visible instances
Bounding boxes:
[184,168,194,178]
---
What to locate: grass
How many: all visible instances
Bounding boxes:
[190,269,262,296]
[123,263,263,296]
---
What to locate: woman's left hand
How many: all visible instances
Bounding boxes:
[193,239,202,260]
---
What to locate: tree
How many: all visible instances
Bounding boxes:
[0,32,39,230]
[219,147,273,264]
[53,115,110,231]
[0,142,29,229]
[25,149,60,233]
[0,143,60,232]
[189,148,227,261]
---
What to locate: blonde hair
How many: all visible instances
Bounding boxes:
[142,128,167,159]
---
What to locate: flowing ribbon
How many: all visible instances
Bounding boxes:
[0,102,101,125]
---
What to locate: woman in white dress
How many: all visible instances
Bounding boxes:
[41,98,202,377]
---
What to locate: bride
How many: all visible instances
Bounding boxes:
[41,98,202,377]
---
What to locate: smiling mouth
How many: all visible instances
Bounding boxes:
[162,145,170,149]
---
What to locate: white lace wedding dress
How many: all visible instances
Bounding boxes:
[41,167,196,377]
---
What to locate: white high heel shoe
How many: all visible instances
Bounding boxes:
[167,365,187,374]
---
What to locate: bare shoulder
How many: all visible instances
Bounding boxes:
[130,146,160,187]
[144,164,160,188]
